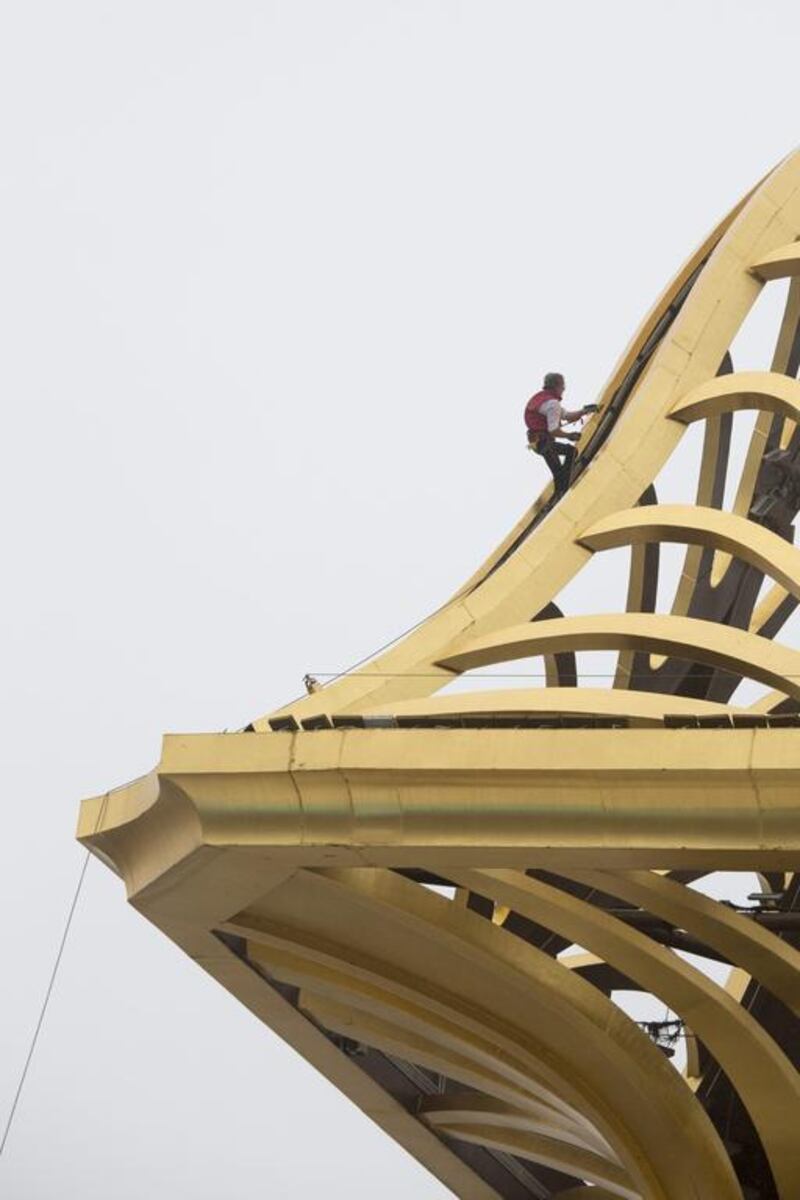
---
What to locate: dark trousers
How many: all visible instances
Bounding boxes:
[531,434,576,496]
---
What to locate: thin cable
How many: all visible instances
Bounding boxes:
[307,669,800,679]
[0,853,90,1157]
[314,598,457,689]
[258,596,460,719]
[0,795,107,1160]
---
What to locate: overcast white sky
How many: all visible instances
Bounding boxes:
[3,2,800,1197]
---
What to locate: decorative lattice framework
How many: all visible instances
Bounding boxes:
[79,150,800,1200]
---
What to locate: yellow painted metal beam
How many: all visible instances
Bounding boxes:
[577,504,800,601]
[670,370,800,425]
[438,612,800,700]
[751,242,800,281]
[418,1092,616,1159]
[555,868,800,1018]
[750,582,795,635]
[748,687,790,713]
[448,869,800,1198]
[240,867,740,1200]
[78,729,800,874]
[424,1122,638,1199]
[293,986,580,1124]
[359,686,740,726]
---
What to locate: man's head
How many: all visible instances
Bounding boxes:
[543,371,565,397]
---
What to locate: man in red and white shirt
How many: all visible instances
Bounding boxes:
[524,372,593,497]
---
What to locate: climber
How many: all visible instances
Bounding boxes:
[524,373,596,498]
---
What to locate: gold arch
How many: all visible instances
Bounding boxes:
[670,370,800,425]
[577,503,800,600]
[438,612,800,700]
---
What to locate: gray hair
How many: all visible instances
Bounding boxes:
[543,372,564,390]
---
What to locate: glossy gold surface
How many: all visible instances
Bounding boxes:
[80,150,800,1198]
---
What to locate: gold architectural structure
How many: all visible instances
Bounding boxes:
[78,151,800,1200]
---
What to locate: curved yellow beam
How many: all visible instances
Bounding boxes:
[557,868,800,1019]
[359,687,740,726]
[751,242,800,281]
[418,1091,613,1155]
[248,926,625,1137]
[748,688,790,714]
[239,867,740,1200]
[670,370,800,425]
[449,868,800,1199]
[298,990,639,1191]
[438,613,800,700]
[426,1121,638,1199]
[280,956,641,1186]
[296,986,585,1129]
[751,582,795,635]
[577,504,800,602]
[418,1091,616,1161]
